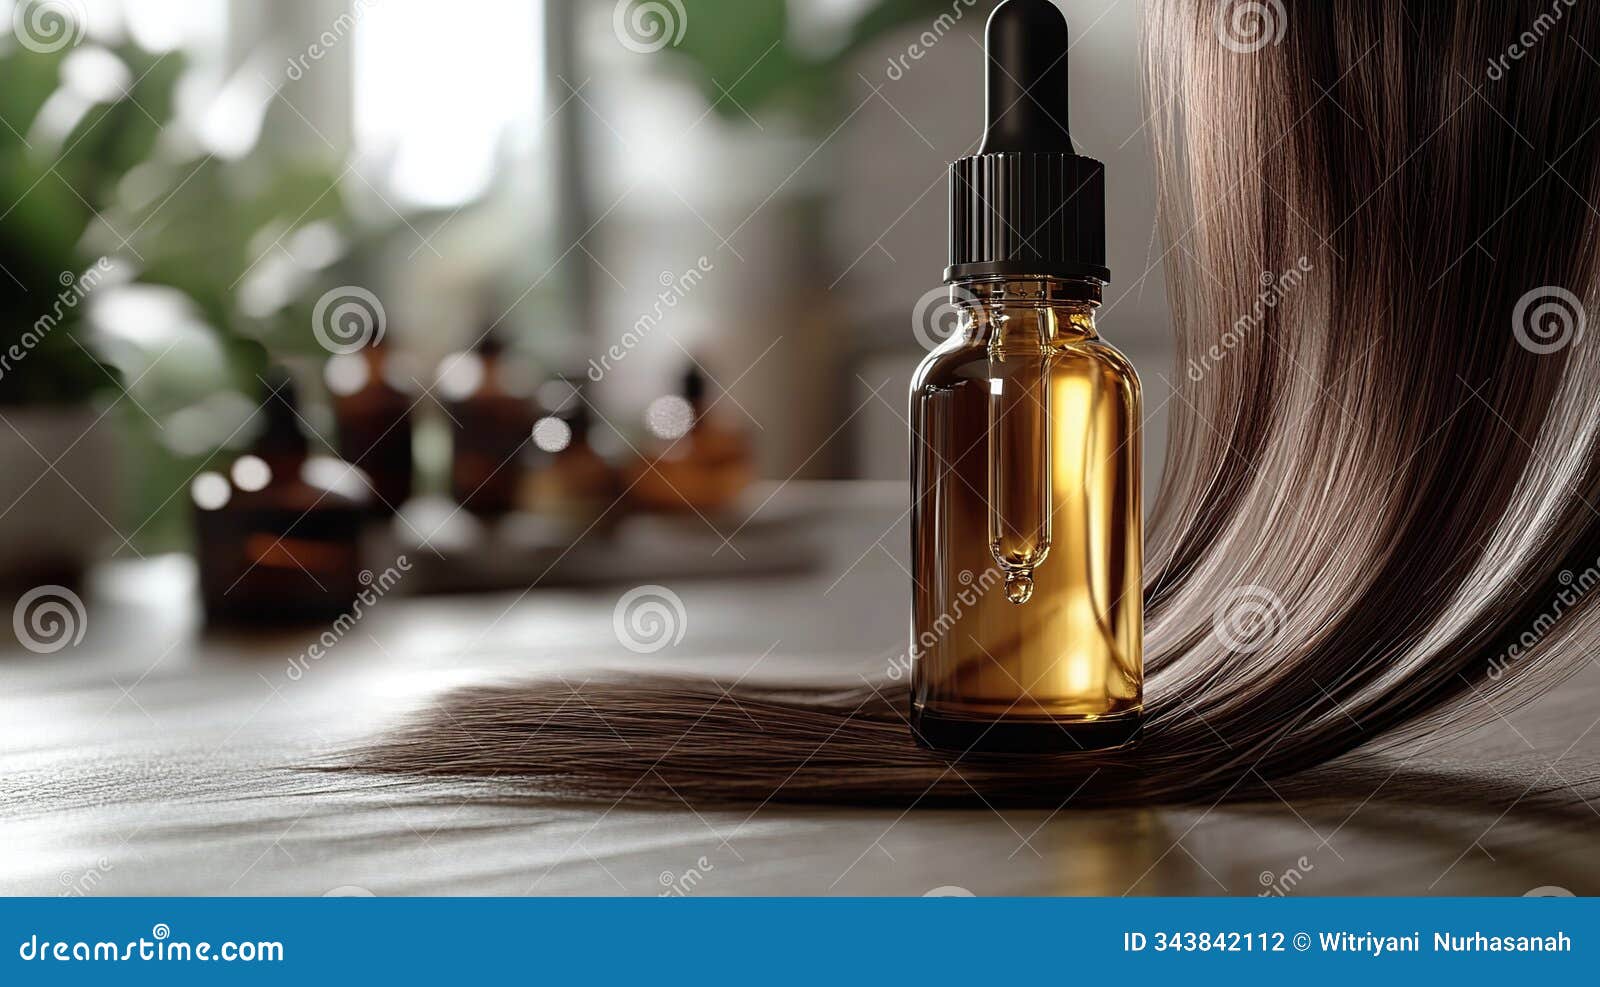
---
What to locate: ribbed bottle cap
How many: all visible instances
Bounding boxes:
[945,0,1109,284]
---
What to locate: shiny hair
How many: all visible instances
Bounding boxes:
[346,0,1600,807]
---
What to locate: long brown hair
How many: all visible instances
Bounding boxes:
[346,0,1600,806]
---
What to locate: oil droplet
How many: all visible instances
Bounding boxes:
[1005,571,1034,605]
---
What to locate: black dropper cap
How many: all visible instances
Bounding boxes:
[254,366,309,459]
[681,364,708,407]
[945,0,1108,284]
[473,326,507,358]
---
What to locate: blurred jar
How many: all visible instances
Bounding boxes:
[521,375,620,526]
[325,342,417,514]
[437,333,535,517]
[628,365,753,514]
[193,369,369,624]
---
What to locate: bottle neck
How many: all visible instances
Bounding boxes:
[950,276,1101,346]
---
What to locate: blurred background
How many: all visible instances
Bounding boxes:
[0,0,1169,616]
[11,3,1600,901]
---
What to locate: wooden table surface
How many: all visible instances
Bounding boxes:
[2,483,1596,897]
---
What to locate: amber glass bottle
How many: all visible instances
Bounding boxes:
[441,332,535,516]
[909,0,1142,753]
[522,375,620,523]
[194,369,368,624]
[326,341,415,513]
[628,365,753,514]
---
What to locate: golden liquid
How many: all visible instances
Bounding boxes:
[910,280,1142,746]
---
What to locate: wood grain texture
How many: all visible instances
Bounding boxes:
[2,488,1596,896]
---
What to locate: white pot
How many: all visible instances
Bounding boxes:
[0,403,121,585]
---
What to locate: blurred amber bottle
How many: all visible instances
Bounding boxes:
[629,365,753,514]
[326,342,415,513]
[440,333,535,516]
[193,369,368,624]
[522,375,619,523]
